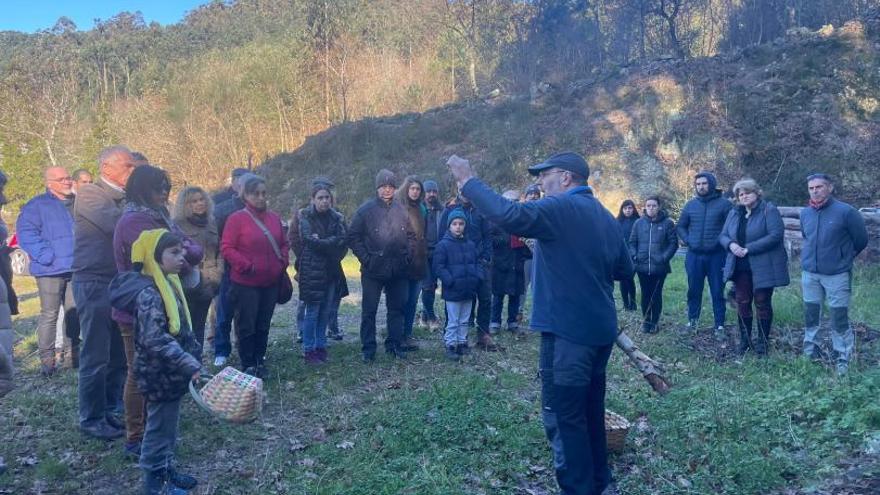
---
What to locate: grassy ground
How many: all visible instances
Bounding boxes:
[2,256,880,494]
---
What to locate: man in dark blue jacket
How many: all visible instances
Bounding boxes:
[17,167,78,376]
[676,171,732,333]
[800,173,868,375]
[448,151,633,495]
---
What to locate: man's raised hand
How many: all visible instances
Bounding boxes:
[446,154,475,189]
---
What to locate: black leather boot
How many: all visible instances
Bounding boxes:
[737,316,753,355]
[754,318,771,355]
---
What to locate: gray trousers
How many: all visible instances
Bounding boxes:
[444,300,471,347]
[140,398,182,473]
[802,271,854,365]
[74,279,126,427]
[35,276,76,362]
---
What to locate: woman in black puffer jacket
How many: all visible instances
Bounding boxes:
[296,183,349,364]
[616,199,640,311]
[628,196,678,333]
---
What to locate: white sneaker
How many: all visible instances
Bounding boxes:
[213,356,227,367]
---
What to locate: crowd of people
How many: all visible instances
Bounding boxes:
[616,172,868,376]
[0,144,870,495]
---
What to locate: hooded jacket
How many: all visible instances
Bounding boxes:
[16,191,75,277]
[720,199,790,288]
[297,205,349,303]
[347,196,415,280]
[799,197,868,275]
[109,230,201,403]
[440,200,492,264]
[676,172,733,253]
[433,228,482,302]
[629,210,678,275]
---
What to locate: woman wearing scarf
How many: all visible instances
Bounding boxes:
[719,178,789,355]
[173,187,223,360]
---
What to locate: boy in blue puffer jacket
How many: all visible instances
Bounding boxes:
[433,210,482,361]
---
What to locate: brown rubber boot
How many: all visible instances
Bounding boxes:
[39,351,56,377]
[476,331,500,352]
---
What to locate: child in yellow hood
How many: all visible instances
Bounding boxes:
[109,229,201,495]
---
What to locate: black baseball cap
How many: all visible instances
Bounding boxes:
[528,151,590,178]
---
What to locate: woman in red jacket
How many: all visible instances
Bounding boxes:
[220,175,289,378]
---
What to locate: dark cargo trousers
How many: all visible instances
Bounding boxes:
[540,333,613,495]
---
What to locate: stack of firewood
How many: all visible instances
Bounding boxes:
[776,206,879,262]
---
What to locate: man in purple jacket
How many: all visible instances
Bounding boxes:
[17,167,77,376]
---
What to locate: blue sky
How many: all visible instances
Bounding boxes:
[1,0,208,33]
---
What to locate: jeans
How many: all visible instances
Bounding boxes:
[491,293,521,328]
[540,333,613,495]
[420,257,438,321]
[403,279,421,339]
[74,279,126,428]
[187,297,212,361]
[213,269,234,359]
[35,275,77,364]
[359,275,406,355]
[802,271,853,365]
[618,276,636,311]
[444,300,471,347]
[233,283,279,369]
[139,398,181,473]
[300,284,335,353]
[685,250,727,327]
[637,272,667,327]
[328,296,342,336]
[120,323,146,443]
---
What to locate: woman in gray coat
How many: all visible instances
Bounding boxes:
[719,178,790,355]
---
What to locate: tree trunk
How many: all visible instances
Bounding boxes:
[616,331,672,395]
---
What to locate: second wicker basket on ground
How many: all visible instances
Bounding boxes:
[189,366,264,424]
[605,410,630,454]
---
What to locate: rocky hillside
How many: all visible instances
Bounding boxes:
[261,13,880,215]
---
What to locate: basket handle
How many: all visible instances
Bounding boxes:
[188,373,215,417]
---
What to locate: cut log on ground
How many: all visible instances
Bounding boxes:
[616,331,671,395]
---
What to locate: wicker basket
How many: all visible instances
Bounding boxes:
[605,410,630,454]
[189,367,264,424]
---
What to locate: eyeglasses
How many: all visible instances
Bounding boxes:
[49,177,73,183]
[538,169,567,180]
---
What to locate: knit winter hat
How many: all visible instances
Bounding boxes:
[375,169,398,189]
[423,180,439,192]
[447,209,467,228]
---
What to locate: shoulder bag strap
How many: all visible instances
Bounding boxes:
[244,209,284,262]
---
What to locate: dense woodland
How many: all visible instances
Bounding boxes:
[1,0,878,212]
